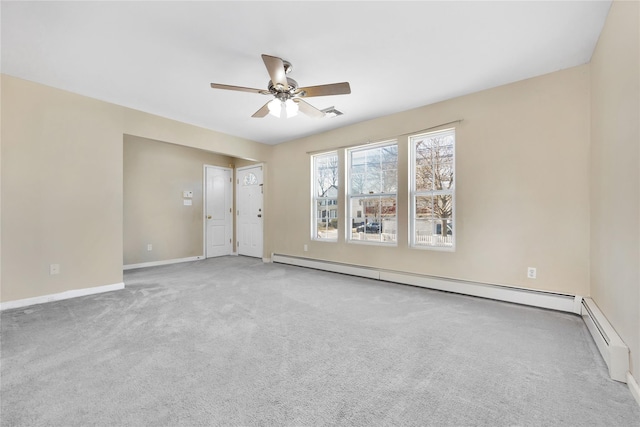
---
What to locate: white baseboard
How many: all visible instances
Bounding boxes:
[628,372,640,407]
[381,270,580,313]
[581,298,630,383]
[0,282,125,311]
[123,256,203,270]
[273,255,379,280]
[271,254,580,313]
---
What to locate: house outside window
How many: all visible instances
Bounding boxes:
[410,128,455,250]
[312,152,339,241]
[347,141,398,244]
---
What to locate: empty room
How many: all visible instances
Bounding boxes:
[1,1,639,425]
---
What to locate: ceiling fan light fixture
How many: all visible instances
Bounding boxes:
[268,98,298,118]
[285,99,298,118]
[267,98,281,117]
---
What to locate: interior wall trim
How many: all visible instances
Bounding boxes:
[123,256,203,271]
[0,282,125,311]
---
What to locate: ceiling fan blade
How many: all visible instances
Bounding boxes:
[295,99,325,118]
[261,54,289,90]
[251,102,271,118]
[297,82,351,97]
[210,83,268,94]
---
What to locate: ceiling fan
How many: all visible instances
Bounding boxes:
[210,54,351,119]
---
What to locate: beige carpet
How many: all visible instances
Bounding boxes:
[2,256,639,426]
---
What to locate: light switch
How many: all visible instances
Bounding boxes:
[183,199,192,206]
[183,191,193,198]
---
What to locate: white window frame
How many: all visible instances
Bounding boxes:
[312,151,339,242]
[347,140,398,246]
[410,128,456,251]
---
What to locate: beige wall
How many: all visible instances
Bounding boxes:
[267,65,591,296]
[590,0,640,377]
[122,108,270,164]
[1,77,124,301]
[0,75,268,302]
[123,135,233,265]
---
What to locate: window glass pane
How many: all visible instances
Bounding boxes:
[411,129,455,249]
[349,196,396,243]
[348,142,397,244]
[243,172,258,186]
[414,219,452,247]
[414,135,454,192]
[364,170,381,194]
[349,143,397,195]
[313,152,338,241]
[415,194,433,217]
[350,173,366,194]
[414,195,453,247]
[382,169,397,193]
[351,150,366,168]
[315,152,339,198]
[415,194,453,220]
[315,200,338,240]
[381,145,398,170]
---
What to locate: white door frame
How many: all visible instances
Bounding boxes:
[236,163,264,259]
[203,164,233,258]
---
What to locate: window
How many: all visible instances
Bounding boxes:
[348,142,398,244]
[411,129,455,249]
[243,172,258,186]
[313,152,339,241]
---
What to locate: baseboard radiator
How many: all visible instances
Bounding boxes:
[271,254,582,314]
[581,297,629,383]
[271,254,631,384]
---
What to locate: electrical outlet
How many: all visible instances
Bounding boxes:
[147,244,153,251]
[304,244,308,252]
[527,267,537,279]
[50,264,60,275]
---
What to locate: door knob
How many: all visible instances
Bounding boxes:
[257,214,262,218]
[207,215,212,219]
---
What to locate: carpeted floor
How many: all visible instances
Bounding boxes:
[1,256,639,426]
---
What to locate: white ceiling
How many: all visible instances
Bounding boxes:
[1,1,611,145]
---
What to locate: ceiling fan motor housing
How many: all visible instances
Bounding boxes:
[268,77,299,97]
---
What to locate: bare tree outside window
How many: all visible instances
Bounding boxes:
[411,129,455,248]
[313,152,339,240]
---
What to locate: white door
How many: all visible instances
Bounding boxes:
[236,165,263,258]
[205,166,233,258]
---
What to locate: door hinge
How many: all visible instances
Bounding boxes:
[237,179,239,184]
[237,241,239,247]
[230,238,232,244]
[230,177,232,183]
